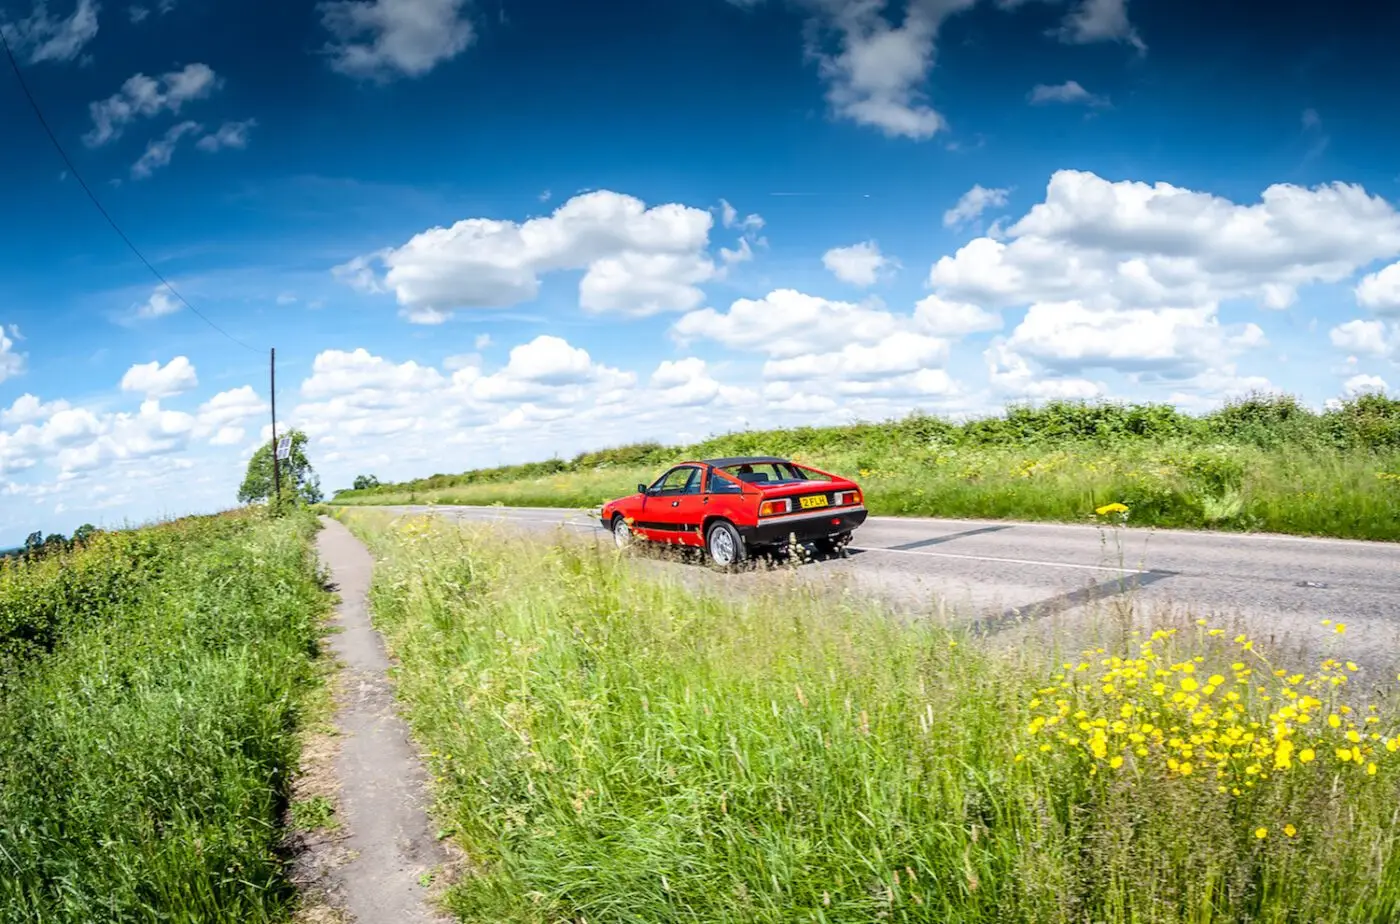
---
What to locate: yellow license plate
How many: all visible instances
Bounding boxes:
[799,495,829,510]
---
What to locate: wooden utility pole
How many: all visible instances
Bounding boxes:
[270,347,282,507]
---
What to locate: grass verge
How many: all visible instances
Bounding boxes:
[332,394,1400,541]
[346,510,1400,923]
[0,509,328,923]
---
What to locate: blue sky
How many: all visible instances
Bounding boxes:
[1,0,1399,545]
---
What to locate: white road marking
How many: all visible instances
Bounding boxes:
[450,511,599,530]
[847,545,1149,575]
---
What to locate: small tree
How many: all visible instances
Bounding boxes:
[352,474,381,491]
[72,524,98,546]
[238,429,321,507]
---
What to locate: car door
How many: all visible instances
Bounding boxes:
[667,467,707,546]
[634,465,700,542]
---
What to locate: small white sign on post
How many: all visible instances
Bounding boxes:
[276,436,292,461]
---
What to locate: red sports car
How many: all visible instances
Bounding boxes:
[600,455,868,567]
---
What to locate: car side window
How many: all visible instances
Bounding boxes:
[707,468,743,494]
[653,466,699,495]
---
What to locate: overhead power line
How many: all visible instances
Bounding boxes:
[0,28,260,354]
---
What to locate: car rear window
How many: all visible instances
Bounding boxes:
[719,462,824,484]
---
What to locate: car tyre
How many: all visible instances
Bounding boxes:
[611,515,634,551]
[815,531,853,558]
[705,520,746,570]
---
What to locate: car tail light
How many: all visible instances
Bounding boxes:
[759,498,791,517]
[836,490,861,506]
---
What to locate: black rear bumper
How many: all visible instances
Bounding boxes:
[739,507,868,547]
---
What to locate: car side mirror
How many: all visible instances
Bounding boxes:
[638,483,649,495]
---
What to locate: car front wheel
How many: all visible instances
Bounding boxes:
[705,520,746,569]
[611,515,633,550]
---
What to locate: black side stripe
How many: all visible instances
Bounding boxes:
[633,520,702,532]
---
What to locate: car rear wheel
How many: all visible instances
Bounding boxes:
[815,531,853,558]
[705,520,746,569]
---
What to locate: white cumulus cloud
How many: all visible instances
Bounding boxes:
[85,63,221,147]
[943,184,1010,228]
[0,326,24,383]
[763,333,948,383]
[914,295,1002,336]
[799,0,977,140]
[1028,80,1108,107]
[1003,301,1265,379]
[1344,373,1388,396]
[719,199,765,235]
[1356,261,1400,316]
[822,241,896,286]
[131,120,202,179]
[120,357,198,399]
[930,170,1400,314]
[984,341,1102,401]
[320,0,475,80]
[195,386,266,439]
[1,0,99,64]
[196,118,257,152]
[133,287,182,320]
[1055,0,1145,52]
[1330,319,1394,358]
[649,358,755,408]
[916,169,1400,398]
[674,289,907,359]
[2,394,69,426]
[337,190,718,322]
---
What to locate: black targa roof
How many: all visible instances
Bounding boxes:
[701,456,790,468]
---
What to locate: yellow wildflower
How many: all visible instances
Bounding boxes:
[1255,827,1268,839]
[1284,824,1297,837]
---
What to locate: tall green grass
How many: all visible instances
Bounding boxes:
[348,511,1400,923]
[0,509,327,923]
[332,393,1400,541]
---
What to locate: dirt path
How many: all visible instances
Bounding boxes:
[303,516,453,922]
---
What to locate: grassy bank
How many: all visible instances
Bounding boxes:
[333,393,1400,541]
[0,509,327,922]
[347,510,1400,923]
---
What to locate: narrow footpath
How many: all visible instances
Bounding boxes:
[305,516,452,922]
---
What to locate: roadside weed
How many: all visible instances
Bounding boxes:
[348,512,1400,923]
[0,510,327,923]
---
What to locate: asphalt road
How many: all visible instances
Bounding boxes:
[369,505,1400,670]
